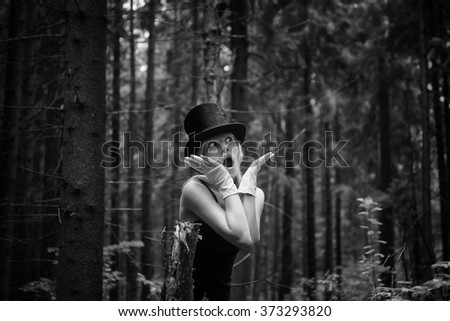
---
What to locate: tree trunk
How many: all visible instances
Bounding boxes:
[202,0,218,102]
[431,62,449,264]
[0,0,8,123]
[334,111,342,299]
[141,0,156,300]
[323,120,333,273]
[378,55,395,287]
[302,0,316,297]
[230,0,249,123]
[259,170,272,300]
[229,0,251,301]
[57,0,106,300]
[413,0,434,284]
[110,0,124,301]
[191,0,200,106]
[167,3,185,295]
[0,0,25,300]
[416,0,434,284]
[430,0,450,263]
[279,101,295,300]
[161,222,200,301]
[272,181,281,300]
[169,0,182,232]
[443,1,450,260]
[403,80,417,282]
[443,73,450,262]
[11,0,39,299]
[41,106,62,289]
[323,121,333,299]
[126,0,139,301]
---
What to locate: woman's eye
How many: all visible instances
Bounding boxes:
[207,142,221,153]
[225,137,232,144]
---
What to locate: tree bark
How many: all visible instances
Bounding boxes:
[141,0,156,300]
[301,0,316,298]
[443,73,450,261]
[161,222,200,301]
[126,0,138,301]
[167,3,185,296]
[416,0,434,284]
[403,80,417,282]
[272,180,281,300]
[41,106,62,289]
[279,101,295,300]
[430,0,450,263]
[323,121,333,288]
[191,0,200,106]
[334,111,342,299]
[229,0,252,301]
[169,1,182,231]
[378,55,395,287]
[110,0,124,301]
[230,0,249,123]
[0,0,25,300]
[11,0,40,298]
[202,0,218,102]
[57,0,106,300]
[323,120,333,272]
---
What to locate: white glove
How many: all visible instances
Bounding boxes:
[184,154,239,199]
[238,152,274,196]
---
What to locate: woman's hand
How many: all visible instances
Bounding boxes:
[239,152,274,196]
[184,155,239,199]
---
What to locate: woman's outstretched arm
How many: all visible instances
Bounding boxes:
[180,179,253,251]
[238,152,273,245]
[241,189,265,244]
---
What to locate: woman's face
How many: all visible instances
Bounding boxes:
[201,133,242,178]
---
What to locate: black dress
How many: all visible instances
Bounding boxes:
[192,178,239,301]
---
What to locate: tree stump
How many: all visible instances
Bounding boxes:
[161,222,200,301]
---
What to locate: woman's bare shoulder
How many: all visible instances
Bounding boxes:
[182,176,207,192]
[181,176,214,204]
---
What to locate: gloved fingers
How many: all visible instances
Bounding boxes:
[259,152,275,165]
[184,156,205,172]
[188,154,204,164]
[198,154,223,168]
[250,152,275,169]
[185,155,217,169]
[185,155,229,182]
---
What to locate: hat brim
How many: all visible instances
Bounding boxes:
[185,123,246,157]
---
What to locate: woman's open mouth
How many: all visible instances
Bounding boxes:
[223,156,233,168]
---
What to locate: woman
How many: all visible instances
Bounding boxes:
[179,103,273,300]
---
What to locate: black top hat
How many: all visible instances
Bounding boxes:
[184,103,246,157]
